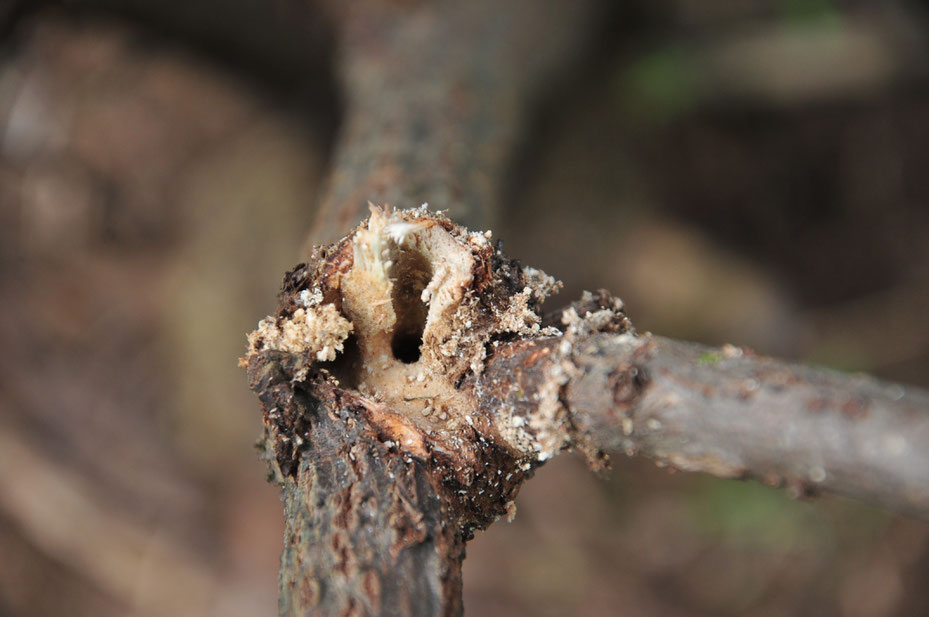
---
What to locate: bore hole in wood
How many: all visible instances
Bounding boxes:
[389,248,432,363]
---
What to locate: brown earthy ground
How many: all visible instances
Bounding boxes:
[2,3,929,616]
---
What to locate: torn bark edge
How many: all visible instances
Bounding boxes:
[248,349,538,537]
[473,289,637,473]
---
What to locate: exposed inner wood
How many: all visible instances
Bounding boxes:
[244,208,929,617]
[246,205,583,450]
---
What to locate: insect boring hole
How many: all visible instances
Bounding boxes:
[322,333,362,388]
[389,247,432,364]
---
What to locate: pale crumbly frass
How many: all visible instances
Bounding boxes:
[245,303,353,363]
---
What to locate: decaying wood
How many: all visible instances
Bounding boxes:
[245,209,562,617]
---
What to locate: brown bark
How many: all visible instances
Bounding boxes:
[244,3,608,616]
[479,328,929,520]
[256,377,465,617]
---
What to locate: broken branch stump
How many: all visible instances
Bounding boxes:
[243,208,929,617]
[245,208,568,616]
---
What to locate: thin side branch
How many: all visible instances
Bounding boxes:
[480,327,929,519]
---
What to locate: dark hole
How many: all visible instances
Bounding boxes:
[389,248,432,364]
[321,334,362,387]
[391,329,423,363]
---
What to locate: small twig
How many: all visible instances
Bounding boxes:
[479,331,929,519]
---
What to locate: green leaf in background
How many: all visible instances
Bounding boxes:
[780,0,840,26]
[620,44,702,124]
[687,477,888,552]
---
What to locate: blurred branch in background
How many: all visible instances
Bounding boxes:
[307,0,608,243]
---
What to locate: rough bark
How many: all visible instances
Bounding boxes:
[480,327,929,520]
[245,212,558,617]
[253,374,465,617]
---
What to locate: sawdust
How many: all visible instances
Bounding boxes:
[245,303,353,362]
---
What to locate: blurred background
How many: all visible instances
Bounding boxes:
[1,1,929,616]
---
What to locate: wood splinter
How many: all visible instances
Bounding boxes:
[243,206,929,617]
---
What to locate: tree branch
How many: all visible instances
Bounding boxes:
[243,4,608,615]
[308,0,604,244]
[479,325,929,519]
[255,377,465,617]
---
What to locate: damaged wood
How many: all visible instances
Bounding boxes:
[244,207,574,616]
[236,2,929,615]
[245,207,929,617]
[245,208,565,526]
